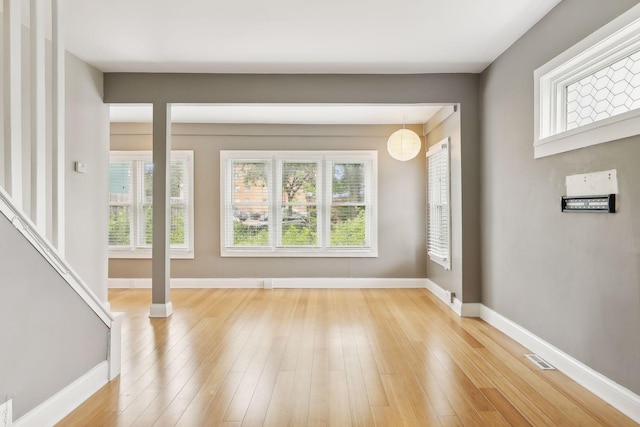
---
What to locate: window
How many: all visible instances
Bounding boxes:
[221,150,377,257]
[426,138,450,270]
[109,150,194,258]
[534,3,640,158]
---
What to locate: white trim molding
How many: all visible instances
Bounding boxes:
[479,305,640,424]
[110,277,428,289]
[271,277,426,289]
[12,362,109,427]
[425,279,480,317]
[108,313,124,380]
[149,302,173,318]
[0,399,11,427]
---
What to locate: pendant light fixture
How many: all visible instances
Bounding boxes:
[387,126,422,161]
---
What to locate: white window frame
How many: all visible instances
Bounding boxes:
[534,3,640,158]
[109,150,195,259]
[426,138,450,270]
[220,150,378,257]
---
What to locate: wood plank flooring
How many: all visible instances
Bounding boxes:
[58,288,637,426]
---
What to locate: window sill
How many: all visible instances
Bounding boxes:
[109,250,195,260]
[534,111,640,158]
[221,248,378,258]
[428,254,450,270]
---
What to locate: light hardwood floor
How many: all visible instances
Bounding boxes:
[58,288,637,426]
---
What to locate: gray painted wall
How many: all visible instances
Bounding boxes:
[65,52,110,303]
[109,122,428,279]
[0,213,108,419]
[104,73,481,301]
[480,0,640,394]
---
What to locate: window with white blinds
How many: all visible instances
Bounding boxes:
[427,138,450,270]
[221,150,377,257]
[109,150,194,258]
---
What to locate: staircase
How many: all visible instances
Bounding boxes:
[0,0,118,424]
[0,189,119,425]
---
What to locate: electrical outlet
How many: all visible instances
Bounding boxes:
[444,290,456,304]
[0,399,12,427]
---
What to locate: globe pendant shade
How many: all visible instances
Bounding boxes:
[387,129,421,161]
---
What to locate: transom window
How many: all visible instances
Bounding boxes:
[566,50,640,131]
[534,3,640,158]
[220,150,377,257]
[108,150,194,258]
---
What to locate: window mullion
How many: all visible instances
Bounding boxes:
[138,159,147,249]
[268,158,276,250]
[323,159,332,249]
[125,160,135,250]
[274,158,282,248]
[131,160,139,250]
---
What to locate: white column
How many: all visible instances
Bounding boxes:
[52,0,66,254]
[150,103,172,318]
[3,0,23,208]
[30,0,47,231]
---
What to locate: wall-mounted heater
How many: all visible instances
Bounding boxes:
[561,194,616,213]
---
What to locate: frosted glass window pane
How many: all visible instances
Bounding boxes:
[566,50,640,130]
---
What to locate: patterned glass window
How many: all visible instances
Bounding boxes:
[566,50,640,130]
[534,4,640,158]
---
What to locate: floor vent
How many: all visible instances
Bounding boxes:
[525,354,556,370]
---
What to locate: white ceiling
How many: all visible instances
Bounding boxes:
[110,103,443,125]
[63,0,561,74]
[68,0,559,123]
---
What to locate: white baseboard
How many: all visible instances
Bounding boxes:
[0,399,11,427]
[108,313,124,380]
[272,277,427,289]
[12,362,109,427]
[425,279,480,317]
[149,302,173,318]
[480,305,640,424]
[109,278,264,289]
[109,277,428,289]
[423,279,640,422]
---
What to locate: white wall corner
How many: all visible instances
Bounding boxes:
[0,399,12,427]
[149,302,173,318]
[12,362,109,427]
[108,313,124,380]
[479,305,640,424]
